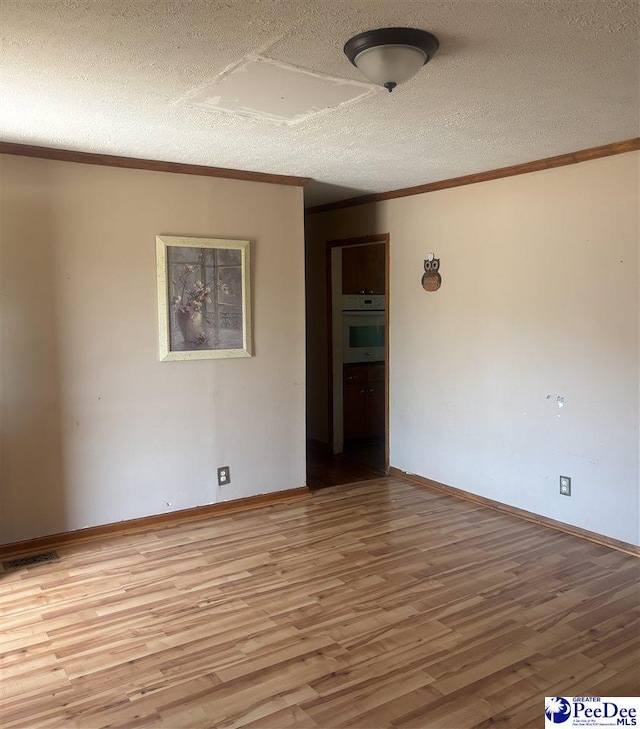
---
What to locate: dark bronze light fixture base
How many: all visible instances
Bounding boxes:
[344,27,440,67]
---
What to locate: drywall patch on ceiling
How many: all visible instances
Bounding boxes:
[180,56,378,125]
[3,0,638,207]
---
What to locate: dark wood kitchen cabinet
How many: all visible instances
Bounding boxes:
[343,363,385,440]
[342,244,385,295]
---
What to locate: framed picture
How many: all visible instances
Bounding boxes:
[156,235,252,361]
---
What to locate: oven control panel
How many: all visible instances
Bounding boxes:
[342,295,385,311]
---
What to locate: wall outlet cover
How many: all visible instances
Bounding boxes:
[217,466,230,486]
[559,475,571,496]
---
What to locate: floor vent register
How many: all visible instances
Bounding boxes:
[3,551,60,571]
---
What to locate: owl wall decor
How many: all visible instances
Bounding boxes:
[422,255,441,292]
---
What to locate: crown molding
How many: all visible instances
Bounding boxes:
[0,142,309,187]
[306,137,640,216]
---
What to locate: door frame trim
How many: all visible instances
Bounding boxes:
[325,234,390,471]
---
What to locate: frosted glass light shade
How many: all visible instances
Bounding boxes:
[344,27,439,92]
[353,45,427,88]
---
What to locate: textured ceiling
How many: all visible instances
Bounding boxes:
[1,0,638,207]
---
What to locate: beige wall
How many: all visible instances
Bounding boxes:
[306,151,639,545]
[1,154,306,544]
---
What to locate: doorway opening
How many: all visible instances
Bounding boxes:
[306,234,389,491]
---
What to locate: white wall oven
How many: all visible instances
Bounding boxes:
[342,295,385,363]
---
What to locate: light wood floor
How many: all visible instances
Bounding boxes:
[1,476,638,729]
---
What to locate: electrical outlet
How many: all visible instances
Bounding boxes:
[559,475,571,496]
[217,466,230,486]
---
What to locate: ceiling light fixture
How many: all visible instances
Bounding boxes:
[344,27,439,92]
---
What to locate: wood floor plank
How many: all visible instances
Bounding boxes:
[1,476,638,728]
